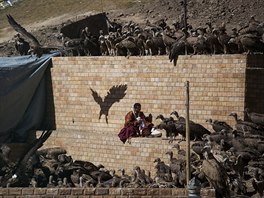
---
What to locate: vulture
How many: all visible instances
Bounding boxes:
[165,151,178,163]
[169,37,186,66]
[7,14,64,57]
[229,112,263,134]
[170,111,186,122]
[252,168,264,197]
[151,33,167,55]
[37,147,67,160]
[118,168,132,185]
[216,25,232,54]
[117,37,140,56]
[165,150,186,187]
[132,166,148,186]
[14,33,30,55]
[238,34,264,54]
[79,173,97,187]
[244,108,264,126]
[172,144,186,159]
[89,165,112,182]
[170,111,196,125]
[170,111,209,141]
[155,114,174,123]
[191,141,205,160]
[206,118,233,133]
[153,157,171,180]
[155,121,179,142]
[201,147,231,198]
[82,35,101,56]
[238,15,263,36]
[72,160,101,173]
[0,144,11,168]
[189,122,211,141]
[70,169,82,187]
[162,31,177,54]
[46,175,56,188]
[32,168,47,186]
[205,22,223,54]
[1,130,52,187]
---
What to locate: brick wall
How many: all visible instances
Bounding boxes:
[6,54,264,197]
[41,55,249,172]
[0,187,215,197]
[49,55,247,131]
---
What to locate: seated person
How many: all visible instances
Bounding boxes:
[118,103,153,144]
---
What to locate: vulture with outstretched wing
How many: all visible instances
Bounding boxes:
[7,14,61,57]
[90,84,127,124]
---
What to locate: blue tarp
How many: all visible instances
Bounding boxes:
[0,52,60,143]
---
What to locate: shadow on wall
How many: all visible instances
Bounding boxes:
[90,84,127,124]
[245,54,264,120]
[41,66,56,130]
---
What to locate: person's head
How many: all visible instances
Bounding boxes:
[133,103,141,114]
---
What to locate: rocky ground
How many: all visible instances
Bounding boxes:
[0,0,264,57]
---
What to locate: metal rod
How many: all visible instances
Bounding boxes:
[185,81,191,184]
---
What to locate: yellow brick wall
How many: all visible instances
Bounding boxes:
[42,54,247,175]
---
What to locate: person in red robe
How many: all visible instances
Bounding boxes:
[118,103,153,144]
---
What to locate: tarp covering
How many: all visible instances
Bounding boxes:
[0,52,60,143]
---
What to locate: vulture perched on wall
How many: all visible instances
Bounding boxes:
[6,14,63,58]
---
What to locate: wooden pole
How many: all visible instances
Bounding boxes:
[100,0,104,13]
[185,81,191,184]
[182,0,188,54]
[183,0,188,31]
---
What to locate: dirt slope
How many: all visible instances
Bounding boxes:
[0,0,263,57]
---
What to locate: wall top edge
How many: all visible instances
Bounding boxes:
[52,54,251,61]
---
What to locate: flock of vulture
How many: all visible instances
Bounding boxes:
[0,108,263,198]
[7,13,264,65]
[3,13,264,198]
[153,108,264,197]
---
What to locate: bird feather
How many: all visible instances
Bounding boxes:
[7,14,40,46]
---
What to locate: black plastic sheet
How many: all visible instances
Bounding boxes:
[0,52,59,143]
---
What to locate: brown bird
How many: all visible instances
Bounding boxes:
[7,14,62,58]
[252,168,264,197]
[206,118,233,133]
[201,147,231,198]
[244,108,264,126]
[229,112,263,134]
[238,34,264,54]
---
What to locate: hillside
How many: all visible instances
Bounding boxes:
[0,0,263,56]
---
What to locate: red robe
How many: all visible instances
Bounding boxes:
[118,111,153,143]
